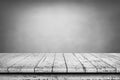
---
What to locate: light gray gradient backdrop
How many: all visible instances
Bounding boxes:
[0,0,120,53]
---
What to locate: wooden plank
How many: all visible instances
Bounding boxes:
[35,53,55,72]
[8,53,45,72]
[74,53,97,72]
[53,53,66,72]
[0,53,30,72]
[103,53,120,61]
[64,53,84,72]
[82,53,116,72]
[0,75,58,80]
[112,53,120,56]
[0,53,10,58]
[92,53,120,72]
[61,75,120,80]
[1,75,120,80]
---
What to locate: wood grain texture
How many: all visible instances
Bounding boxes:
[92,53,120,72]
[53,53,66,72]
[0,53,120,73]
[8,53,45,72]
[0,53,30,72]
[64,53,84,72]
[74,53,97,72]
[0,74,120,80]
[82,53,116,72]
[35,53,55,72]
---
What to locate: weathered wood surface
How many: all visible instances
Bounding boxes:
[0,53,120,73]
[8,53,45,72]
[0,74,120,80]
[64,53,84,72]
[35,53,55,72]
[74,53,97,72]
[0,53,30,72]
[53,53,66,72]
[82,53,116,72]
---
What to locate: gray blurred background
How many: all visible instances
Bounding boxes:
[0,0,120,53]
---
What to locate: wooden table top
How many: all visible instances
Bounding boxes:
[0,74,120,80]
[0,53,120,73]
